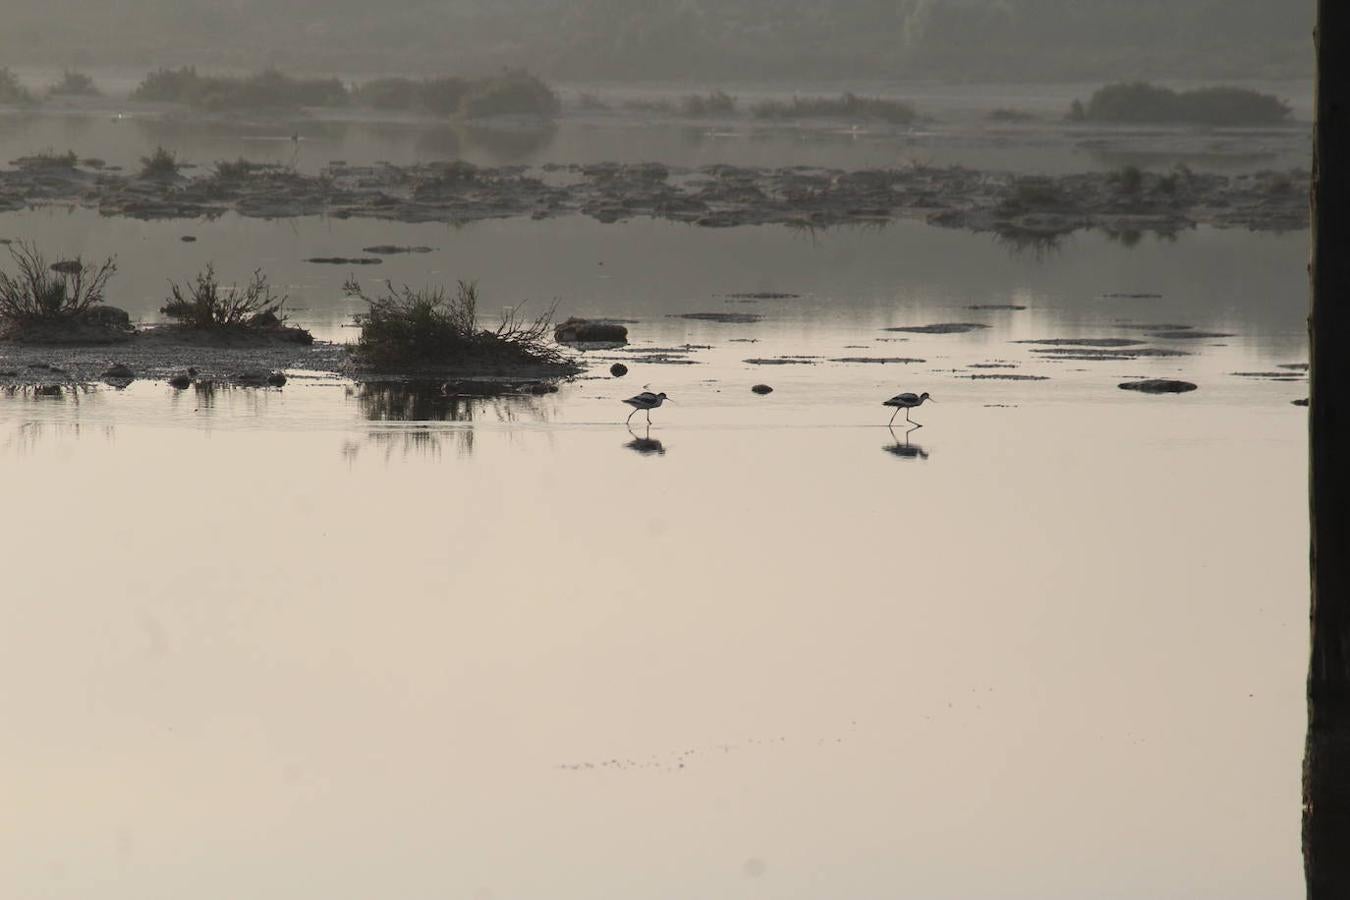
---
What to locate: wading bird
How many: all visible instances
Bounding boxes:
[883,391,933,426]
[623,391,672,425]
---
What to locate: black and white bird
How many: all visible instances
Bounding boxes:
[623,391,672,425]
[883,391,933,426]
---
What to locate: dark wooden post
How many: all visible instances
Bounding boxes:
[1306,3,1350,896]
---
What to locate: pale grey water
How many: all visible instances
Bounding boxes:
[0,111,1311,899]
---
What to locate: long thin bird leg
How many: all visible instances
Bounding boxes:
[627,407,638,424]
[889,407,900,426]
[646,408,652,425]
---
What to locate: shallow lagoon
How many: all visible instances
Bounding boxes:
[0,199,1310,898]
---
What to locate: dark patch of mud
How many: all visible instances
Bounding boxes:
[829,357,926,364]
[967,304,1027,311]
[306,256,383,265]
[362,245,435,254]
[722,292,800,300]
[1119,379,1198,394]
[1230,371,1306,380]
[1148,330,1236,340]
[1293,398,1310,406]
[959,373,1050,381]
[744,357,818,366]
[670,313,764,324]
[1279,363,1310,371]
[883,323,990,334]
[0,158,1309,237]
[1019,337,1146,348]
[968,362,1020,369]
[1100,292,1164,300]
[1030,346,1191,358]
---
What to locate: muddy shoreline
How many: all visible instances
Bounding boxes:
[0,155,1309,240]
[0,329,579,389]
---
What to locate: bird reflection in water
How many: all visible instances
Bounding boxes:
[884,424,929,460]
[625,423,666,456]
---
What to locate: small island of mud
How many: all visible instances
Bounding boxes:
[0,153,1309,242]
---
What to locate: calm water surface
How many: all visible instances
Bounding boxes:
[0,195,1310,897]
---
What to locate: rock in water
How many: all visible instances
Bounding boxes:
[84,305,133,331]
[1118,379,1198,394]
[610,363,628,377]
[751,384,774,395]
[554,317,629,343]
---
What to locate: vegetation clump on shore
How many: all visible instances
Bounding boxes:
[751,93,916,124]
[128,66,559,119]
[0,67,35,106]
[457,70,560,119]
[1068,82,1292,126]
[0,243,122,342]
[48,70,99,97]
[351,76,472,116]
[679,91,737,117]
[131,66,348,111]
[161,264,310,342]
[140,146,181,179]
[345,277,573,373]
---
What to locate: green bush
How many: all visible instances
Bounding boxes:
[1072,82,1291,126]
[0,67,35,106]
[352,76,471,115]
[751,92,916,124]
[679,91,737,116]
[0,243,116,323]
[131,66,349,111]
[346,277,567,370]
[458,70,560,119]
[161,265,288,329]
[140,146,180,179]
[49,70,99,96]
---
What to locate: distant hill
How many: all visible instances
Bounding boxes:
[0,0,1313,83]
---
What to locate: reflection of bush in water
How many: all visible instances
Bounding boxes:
[354,381,552,458]
[356,381,550,423]
[460,123,558,162]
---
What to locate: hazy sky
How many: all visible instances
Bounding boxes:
[0,0,1314,82]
